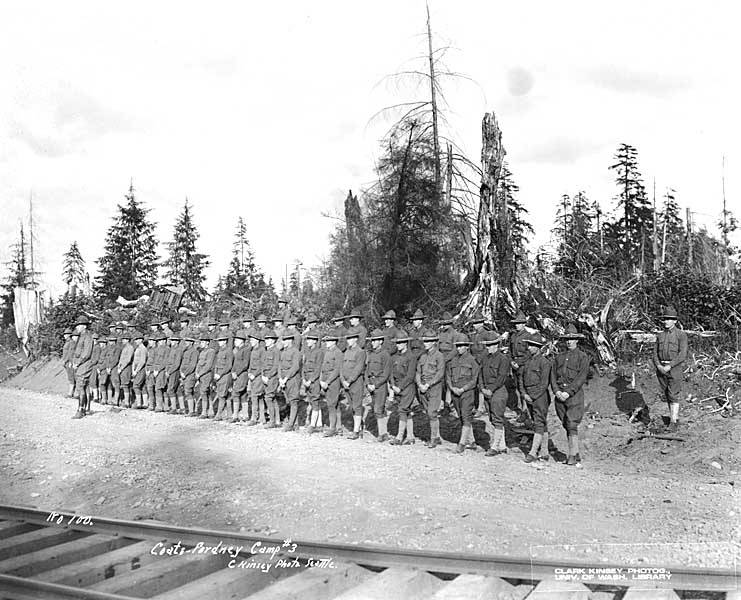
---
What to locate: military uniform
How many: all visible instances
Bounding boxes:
[261,334,281,426]
[551,345,589,435]
[153,340,170,411]
[391,340,417,425]
[320,336,343,434]
[331,313,348,352]
[479,333,510,454]
[131,338,148,407]
[180,340,200,415]
[96,340,110,399]
[144,336,158,410]
[195,340,216,417]
[213,337,234,419]
[88,337,102,396]
[247,335,266,424]
[279,335,302,429]
[415,340,446,421]
[62,334,76,393]
[165,339,184,411]
[522,346,551,435]
[301,337,324,414]
[654,326,688,404]
[446,340,480,427]
[116,337,134,407]
[106,338,122,403]
[365,339,391,421]
[341,341,366,418]
[230,336,251,421]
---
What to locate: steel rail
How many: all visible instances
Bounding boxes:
[0,504,737,592]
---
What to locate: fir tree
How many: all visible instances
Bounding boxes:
[223,217,263,297]
[499,165,533,278]
[163,199,209,302]
[2,224,32,326]
[62,241,87,288]
[95,181,159,301]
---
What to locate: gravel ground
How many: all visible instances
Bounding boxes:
[0,386,739,570]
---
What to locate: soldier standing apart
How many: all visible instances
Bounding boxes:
[88,333,102,403]
[509,311,532,424]
[551,324,589,466]
[340,331,366,439]
[653,305,688,433]
[165,335,184,413]
[246,332,265,425]
[71,316,94,419]
[522,335,552,463]
[279,332,302,431]
[62,328,77,398]
[180,337,199,416]
[389,331,417,445]
[213,333,234,420]
[301,331,324,433]
[131,333,147,409]
[320,333,343,437]
[153,334,170,412]
[195,334,216,418]
[479,332,510,456]
[230,332,251,423]
[365,329,392,441]
[261,330,281,427]
[116,331,134,408]
[447,333,480,453]
[415,330,446,448]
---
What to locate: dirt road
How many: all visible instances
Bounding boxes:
[0,386,738,569]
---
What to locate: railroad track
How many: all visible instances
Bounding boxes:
[0,505,736,599]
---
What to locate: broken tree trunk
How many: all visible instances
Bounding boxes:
[458,111,513,323]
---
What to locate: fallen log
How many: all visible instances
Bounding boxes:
[631,433,687,442]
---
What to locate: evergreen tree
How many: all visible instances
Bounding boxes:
[222,217,264,297]
[499,166,533,277]
[96,182,159,301]
[608,144,652,271]
[163,199,209,302]
[62,241,87,288]
[289,262,301,296]
[2,224,32,326]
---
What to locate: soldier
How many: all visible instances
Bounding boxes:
[207,319,219,351]
[160,318,175,337]
[246,331,265,425]
[408,309,426,358]
[195,333,216,418]
[389,331,417,445]
[365,329,391,441]
[144,334,158,410]
[106,333,123,406]
[284,316,302,351]
[438,311,458,415]
[340,330,366,439]
[62,328,77,398]
[239,315,255,341]
[71,316,94,419]
[320,332,343,437]
[653,305,688,433]
[509,311,533,424]
[271,316,286,350]
[414,329,446,447]
[165,335,184,413]
[301,331,324,433]
[551,324,589,466]
[68,330,80,396]
[301,314,323,428]
[217,322,234,352]
[301,313,320,348]
[447,333,480,453]
[115,331,134,408]
[277,297,291,323]
[469,313,488,418]
[230,332,251,423]
[152,334,170,412]
[279,332,302,431]
[178,316,192,338]
[213,333,234,420]
[380,310,401,356]
[88,333,102,403]
[330,312,348,353]
[261,330,281,427]
[522,335,552,464]
[148,321,160,337]
[254,314,269,346]
[96,336,110,403]
[131,332,148,409]
[346,308,367,349]
[180,337,200,416]
[479,332,510,456]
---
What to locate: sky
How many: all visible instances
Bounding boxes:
[1,0,739,298]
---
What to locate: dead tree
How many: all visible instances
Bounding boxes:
[458,112,515,322]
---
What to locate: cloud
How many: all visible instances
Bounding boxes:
[8,87,136,158]
[582,65,691,96]
[517,137,604,165]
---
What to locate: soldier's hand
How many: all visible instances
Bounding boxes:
[524,394,531,403]
[367,384,375,392]
[392,385,401,394]
[261,375,268,384]
[249,374,255,380]
[511,361,519,370]
[214,373,220,381]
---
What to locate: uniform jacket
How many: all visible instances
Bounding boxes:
[180,346,199,377]
[438,327,458,362]
[347,324,367,349]
[117,343,134,371]
[470,328,488,364]
[214,346,234,378]
[415,348,446,387]
[132,344,147,374]
[446,350,480,392]
[97,345,110,371]
[333,325,348,353]
[72,331,94,368]
[261,346,280,393]
[340,346,366,385]
[62,338,75,364]
[522,353,551,398]
[106,343,122,370]
[409,326,426,357]
[165,345,184,376]
[365,348,391,387]
[195,347,216,378]
[479,350,510,391]
[89,344,102,370]
[247,346,264,379]
[551,348,589,397]
[653,328,688,369]
[510,329,532,367]
[391,349,417,391]
[232,345,251,377]
[302,346,324,383]
[381,325,401,355]
[320,346,342,384]
[279,345,302,382]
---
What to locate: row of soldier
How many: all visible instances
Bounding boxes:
[61,306,593,465]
